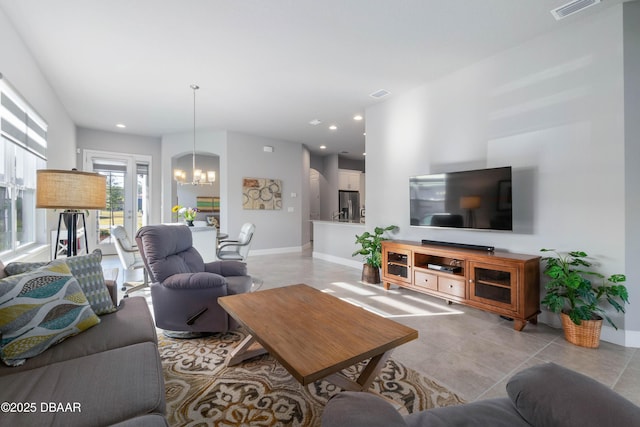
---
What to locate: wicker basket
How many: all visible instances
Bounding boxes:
[561,312,602,348]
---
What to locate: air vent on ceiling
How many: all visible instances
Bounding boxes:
[369,89,391,99]
[551,0,600,20]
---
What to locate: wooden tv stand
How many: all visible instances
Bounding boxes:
[381,240,540,331]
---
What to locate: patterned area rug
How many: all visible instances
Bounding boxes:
[159,329,464,426]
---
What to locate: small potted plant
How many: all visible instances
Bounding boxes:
[172,205,198,226]
[540,248,629,348]
[352,225,397,284]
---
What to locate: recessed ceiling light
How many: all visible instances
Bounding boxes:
[353,115,363,121]
[363,152,367,156]
[116,123,126,128]
[329,125,337,130]
[309,119,322,126]
[320,145,327,150]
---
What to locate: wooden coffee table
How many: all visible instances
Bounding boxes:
[218,283,418,391]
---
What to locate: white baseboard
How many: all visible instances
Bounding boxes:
[312,251,362,270]
[600,325,627,347]
[249,246,303,256]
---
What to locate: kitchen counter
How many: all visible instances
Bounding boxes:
[311,220,366,269]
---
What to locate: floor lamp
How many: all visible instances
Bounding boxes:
[460,196,481,228]
[36,169,106,258]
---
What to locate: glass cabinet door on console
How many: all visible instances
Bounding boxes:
[468,261,518,311]
[383,248,412,284]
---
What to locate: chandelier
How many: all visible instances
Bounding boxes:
[174,84,216,185]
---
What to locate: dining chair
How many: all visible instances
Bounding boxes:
[111,225,149,295]
[216,223,255,261]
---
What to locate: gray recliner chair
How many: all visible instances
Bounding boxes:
[136,224,252,335]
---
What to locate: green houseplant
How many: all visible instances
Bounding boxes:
[352,225,397,284]
[540,248,629,347]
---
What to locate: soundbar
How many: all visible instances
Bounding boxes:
[421,239,495,252]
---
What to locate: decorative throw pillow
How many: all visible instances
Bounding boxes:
[5,249,116,315]
[0,261,101,366]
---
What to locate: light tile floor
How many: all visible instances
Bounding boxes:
[104,250,640,405]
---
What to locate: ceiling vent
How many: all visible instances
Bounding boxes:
[369,89,391,99]
[551,0,600,20]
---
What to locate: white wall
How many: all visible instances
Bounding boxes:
[301,147,312,245]
[226,132,304,253]
[162,130,306,253]
[623,1,640,346]
[0,8,76,245]
[366,6,636,345]
[320,154,339,220]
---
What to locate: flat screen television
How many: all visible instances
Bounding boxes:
[410,166,512,231]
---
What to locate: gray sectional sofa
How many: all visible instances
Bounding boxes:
[0,255,167,427]
[322,362,640,427]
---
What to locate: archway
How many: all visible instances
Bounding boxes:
[171,152,221,226]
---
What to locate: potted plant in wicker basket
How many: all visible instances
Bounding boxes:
[352,225,397,284]
[540,249,629,348]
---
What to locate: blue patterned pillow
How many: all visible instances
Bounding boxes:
[0,261,101,366]
[5,249,116,315]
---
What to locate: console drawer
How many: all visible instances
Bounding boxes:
[414,271,438,291]
[438,277,466,298]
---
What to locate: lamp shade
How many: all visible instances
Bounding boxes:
[459,196,481,210]
[36,169,106,210]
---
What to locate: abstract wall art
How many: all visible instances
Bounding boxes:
[242,177,282,210]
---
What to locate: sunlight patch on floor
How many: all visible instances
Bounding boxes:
[371,295,464,318]
[330,281,377,296]
[401,294,465,314]
[340,297,394,317]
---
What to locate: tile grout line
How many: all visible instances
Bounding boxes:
[474,332,561,401]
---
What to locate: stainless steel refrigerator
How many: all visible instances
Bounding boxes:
[339,190,360,222]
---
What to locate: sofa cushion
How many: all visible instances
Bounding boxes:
[0,341,165,427]
[321,391,407,427]
[507,362,640,427]
[0,262,100,366]
[0,296,156,375]
[5,249,117,315]
[109,414,169,427]
[404,398,529,427]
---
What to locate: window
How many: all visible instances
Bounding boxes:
[0,75,47,257]
[89,157,149,247]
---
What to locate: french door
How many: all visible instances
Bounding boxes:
[83,150,150,255]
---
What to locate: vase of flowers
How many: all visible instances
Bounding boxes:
[172,205,198,226]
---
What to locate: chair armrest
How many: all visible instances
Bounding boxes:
[162,272,227,289]
[218,239,239,243]
[204,260,248,276]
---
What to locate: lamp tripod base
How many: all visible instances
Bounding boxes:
[54,211,89,258]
